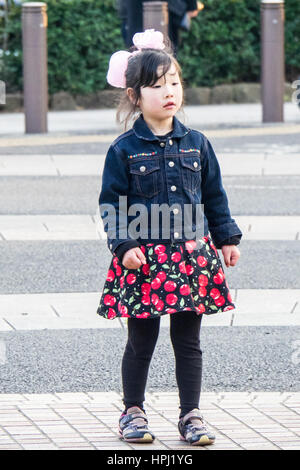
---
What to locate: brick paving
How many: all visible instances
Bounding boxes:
[0,392,298,450]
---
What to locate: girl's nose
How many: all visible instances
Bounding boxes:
[165,86,174,97]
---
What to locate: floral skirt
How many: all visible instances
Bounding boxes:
[96,235,235,319]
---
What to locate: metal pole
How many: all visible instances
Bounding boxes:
[143,1,169,39]
[22,2,48,133]
[261,0,285,122]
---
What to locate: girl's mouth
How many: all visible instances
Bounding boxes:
[164,104,176,109]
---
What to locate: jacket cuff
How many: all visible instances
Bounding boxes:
[113,240,141,262]
[209,220,243,248]
[215,234,242,249]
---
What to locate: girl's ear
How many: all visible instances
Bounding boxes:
[127,88,134,103]
[127,88,140,107]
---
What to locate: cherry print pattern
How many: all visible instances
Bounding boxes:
[97,234,235,319]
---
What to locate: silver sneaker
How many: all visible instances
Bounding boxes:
[118,406,155,443]
[178,408,216,446]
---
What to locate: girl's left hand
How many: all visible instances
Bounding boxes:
[187,10,199,18]
[221,245,240,268]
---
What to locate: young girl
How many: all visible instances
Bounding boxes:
[97,29,242,446]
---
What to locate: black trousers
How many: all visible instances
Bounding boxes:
[121,310,203,418]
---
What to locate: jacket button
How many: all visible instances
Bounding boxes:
[160,142,165,147]
[173,208,179,214]
[171,185,176,191]
[193,161,198,168]
[169,139,173,145]
[168,161,174,167]
[140,165,146,172]
[174,232,179,238]
[109,243,112,249]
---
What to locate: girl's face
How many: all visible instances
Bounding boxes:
[129,61,183,125]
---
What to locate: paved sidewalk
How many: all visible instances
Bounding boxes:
[1,152,300,176]
[0,290,299,331]
[0,392,299,450]
[0,214,299,241]
[0,103,299,136]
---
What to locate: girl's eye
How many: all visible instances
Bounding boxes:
[153,83,178,88]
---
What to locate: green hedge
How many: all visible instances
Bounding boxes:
[179,0,260,86]
[0,0,299,94]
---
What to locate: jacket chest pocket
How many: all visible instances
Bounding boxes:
[180,154,202,194]
[129,159,161,198]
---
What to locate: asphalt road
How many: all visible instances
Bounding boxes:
[0,240,300,294]
[0,175,300,216]
[0,326,299,394]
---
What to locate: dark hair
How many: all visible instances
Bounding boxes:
[116,45,186,131]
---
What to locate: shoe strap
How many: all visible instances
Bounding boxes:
[182,408,204,425]
[121,411,148,427]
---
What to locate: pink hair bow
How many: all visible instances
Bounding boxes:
[106,29,165,88]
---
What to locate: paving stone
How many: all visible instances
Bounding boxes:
[21,444,59,450]
[0,438,19,443]
[207,444,243,450]
[0,444,23,449]
[280,445,300,450]
[3,427,41,435]
[0,394,25,401]
[22,394,61,403]
[272,441,300,448]
[240,443,279,450]
[56,443,94,449]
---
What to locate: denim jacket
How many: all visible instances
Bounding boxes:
[99,113,242,260]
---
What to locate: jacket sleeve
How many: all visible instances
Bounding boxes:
[216,234,242,249]
[99,143,141,256]
[114,239,141,262]
[185,0,198,11]
[201,136,243,248]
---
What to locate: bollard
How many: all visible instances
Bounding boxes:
[0,80,5,105]
[261,0,285,122]
[143,1,169,39]
[22,2,48,133]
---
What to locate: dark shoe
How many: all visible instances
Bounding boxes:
[178,408,215,446]
[118,406,155,443]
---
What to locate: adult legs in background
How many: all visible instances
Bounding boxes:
[170,311,203,418]
[121,316,161,411]
[168,12,181,57]
[121,19,128,46]
[126,0,143,48]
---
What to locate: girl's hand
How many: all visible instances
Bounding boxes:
[122,247,147,270]
[187,10,199,18]
[221,245,240,268]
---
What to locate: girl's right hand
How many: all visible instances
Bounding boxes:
[221,245,241,268]
[122,247,147,269]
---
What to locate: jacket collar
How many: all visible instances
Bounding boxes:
[133,113,190,141]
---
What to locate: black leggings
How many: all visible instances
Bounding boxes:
[121,311,203,418]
